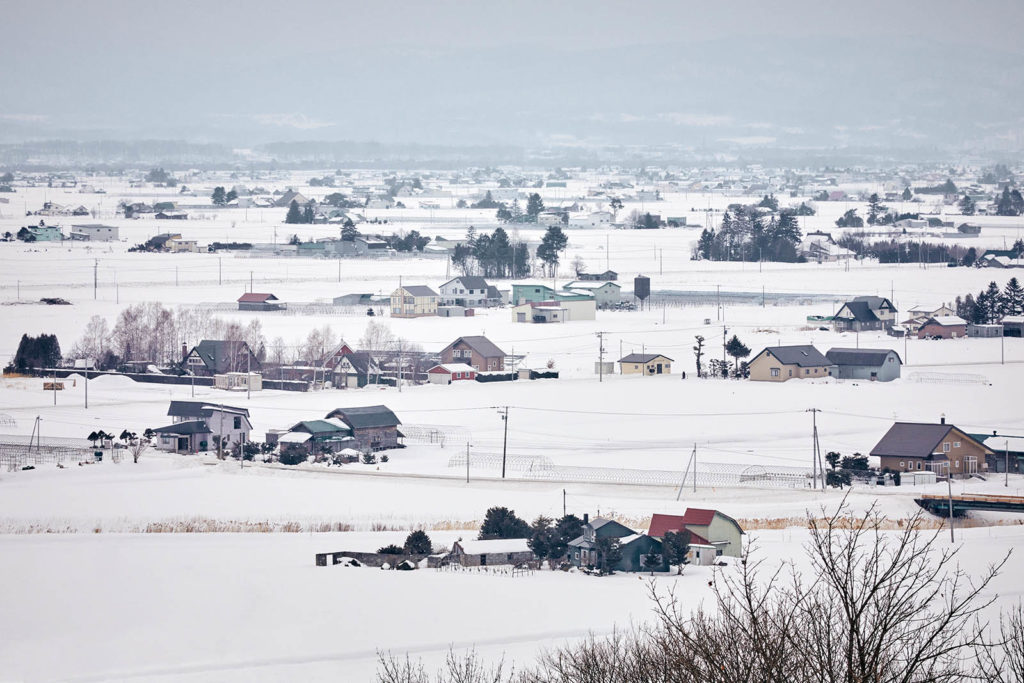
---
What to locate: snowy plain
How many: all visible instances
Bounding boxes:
[1,174,1024,681]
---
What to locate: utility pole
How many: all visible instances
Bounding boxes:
[52,369,57,405]
[466,441,470,483]
[175,266,178,287]
[807,408,823,489]
[659,248,663,275]
[596,331,605,382]
[716,284,721,321]
[250,271,253,292]
[246,352,251,401]
[84,366,89,409]
[498,406,509,479]
[563,488,566,517]
[722,326,728,370]
[93,259,98,300]
[219,257,222,286]
[1006,440,1010,488]
[947,473,955,542]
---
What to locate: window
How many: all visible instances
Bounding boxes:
[233,416,241,429]
[805,369,810,375]
[917,462,922,470]
[899,461,905,468]
[954,441,961,448]
[943,442,951,453]
[771,368,780,377]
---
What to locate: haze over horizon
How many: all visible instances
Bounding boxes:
[3,0,1024,159]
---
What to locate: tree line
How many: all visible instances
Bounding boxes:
[694,204,803,262]
[955,277,1024,324]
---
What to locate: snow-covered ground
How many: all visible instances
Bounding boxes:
[2,173,1023,680]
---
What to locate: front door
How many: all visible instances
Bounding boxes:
[177,437,189,453]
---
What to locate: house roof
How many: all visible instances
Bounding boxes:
[648,509,741,538]
[289,420,350,435]
[429,363,476,374]
[455,538,532,555]
[981,435,1024,454]
[400,285,438,297]
[619,353,673,364]
[755,345,831,367]
[443,276,489,290]
[325,405,401,429]
[563,280,621,291]
[923,315,967,327]
[870,422,993,458]
[836,301,880,323]
[851,295,895,310]
[445,335,506,359]
[334,351,376,375]
[187,340,254,373]
[167,400,249,418]
[826,348,902,367]
[237,292,278,303]
[152,420,211,435]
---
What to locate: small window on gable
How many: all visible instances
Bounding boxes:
[943,442,951,453]
[954,441,961,448]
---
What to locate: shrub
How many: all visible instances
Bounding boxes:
[377,544,403,554]
[278,450,308,466]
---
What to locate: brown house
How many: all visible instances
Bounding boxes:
[439,335,506,372]
[870,419,994,478]
[917,316,968,339]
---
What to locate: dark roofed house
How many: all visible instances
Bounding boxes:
[324,405,402,452]
[566,515,662,572]
[183,340,261,377]
[439,276,500,308]
[870,419,994,478]
[331,351,381,388]
[440,335,506,371]
[747,345,834,382]
[833,296,897,332]
[237,292,285,311]
[154,401,251,454]
[826,348,902,381]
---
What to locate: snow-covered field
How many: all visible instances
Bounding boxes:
[2,173,1023,680]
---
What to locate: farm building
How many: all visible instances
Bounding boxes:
[324,405,402,452]
[237,293,285,311]
[917,315,967,339]
[648,508,744,558]
[446,539,536,567]
[825,348,902,381]
[427,363,476,384]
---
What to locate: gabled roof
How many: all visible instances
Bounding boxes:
[429,363,476,374]
[167,400,249,418]
[289,420,350,435]
[826,348,902,367]
[851,295,895,310]
[443,276,489,290]
[836,301,880,323]
[589,517,634,536]
[187,340,254,372]
[922,315,967,327]
[870,422,993,458]
[399,285,438,297]
[619,353,673,363]
[455,538,532,555]
[152,420,211,435]
[237,292,278,303]
[334,351,377,375]
[444,335,506,358]
[325,405,401,429]
[754,345,831,367]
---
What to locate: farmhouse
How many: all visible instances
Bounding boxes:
[237,292,285,311]
[438,276,500,308]
[69,223,119,241]
[440,335,506,371]
[566,515,663,572]
[390,285,439,318]
[825,348,902,381]
[917,315,967,339]
[648,508,744,558]
[577,270,618,282]
[331,351,381,388]
[832,296,897,332]
[324,405,402,452]
[747,345,834,382]
[870,419,994,478]
[183,340,261,376]
[562,280,622,308]
[427,363,476,384]
[275,419,354,456]
[618,353,673,376]
[153,401,251,454]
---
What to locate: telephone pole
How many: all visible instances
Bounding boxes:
[807,408,823,489]
[93,259,98,299]
[497,406,510,478]
[596,331,606,382]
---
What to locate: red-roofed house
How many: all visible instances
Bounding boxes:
[237,292,285,311]
[648,508,744,557]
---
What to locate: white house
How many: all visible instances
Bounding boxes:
[562,281,621,308]
[70,224,120,241]
[568,211,613,229]
[438,276,499,308]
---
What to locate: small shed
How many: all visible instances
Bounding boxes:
[448,538,536,567]
[237,293,285,311]
[427,363,477,384]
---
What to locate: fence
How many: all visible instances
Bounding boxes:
[909,372,989,385]
[0,436,95,470]
[447,452,812,489]
[403,424,471,447]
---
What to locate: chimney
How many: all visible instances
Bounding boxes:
[181,342,188,360]
[994,430,998,436]
[583,513,589,524]
[940,414,946,425]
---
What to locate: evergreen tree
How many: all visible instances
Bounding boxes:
[983,281,1005,322]
[285,200,303,224]
[526,193,544,219]
[211,186,227,205]
[662,530,691,574]
[527,516,554,561]
[996,187,1018,216]
[725,335,750,376]
[537,226,568,276]
[1003,277,1024,316]
[958,194,976,215]
[643,548,662,575]
[693,335,705,378]
[225,189,238,203]
[696,228,715,260]
[478,507,530,540]
[825,451,842,470]
[512,241,531,278]
[403,530,433,554]
[1014,189,1024,215]
[341,219,359,241]
[10,333,61,371]
[465,225,477,249]
[963,247,977,267]
[550,514,584,560]
[302,204,315,223]
[596,537,622,575]
[901,187,913,200]
[867,194,887,225]
[836,209,864,228]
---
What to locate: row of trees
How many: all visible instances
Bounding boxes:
[955,278,1024,324]
[450,226,532,279]
[285,199,316,224]
[835,234,972,264]
[694,206,802,262]
[995,186,1024,216]
[692,334,750,379]
[7,333,61,372]
[210,186,238,206]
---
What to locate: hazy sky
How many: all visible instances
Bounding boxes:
[2,0,1023,150]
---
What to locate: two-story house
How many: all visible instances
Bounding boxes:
[438,277,500,308]
[390,285,439,318]
[152,400,251,454]
[183,340,261,377]
[439,335,506,372]
[870,418,994,478]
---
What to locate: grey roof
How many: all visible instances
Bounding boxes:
[167,400,249,418]
[486,285,502,299]
[851,295,895,310]
[619,353,673,363]
[401,285,438,297]
[187,340,255,373]
[755,345,831,367]
[446,335,506,359]
[335,351,377,375]
[870,422,990,458]
[826,348,902,367]
[152,420,211,435]
[446,276,489,290]
[836,301,880,323]
[325,405,401,429]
